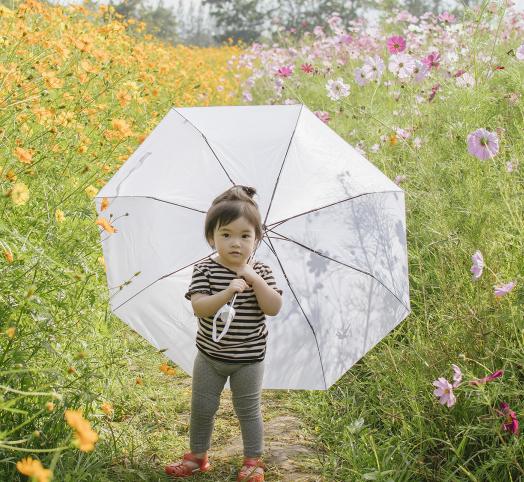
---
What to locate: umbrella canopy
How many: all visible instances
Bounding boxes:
[94,104,410,390]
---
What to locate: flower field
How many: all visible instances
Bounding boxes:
[1,0,523,480]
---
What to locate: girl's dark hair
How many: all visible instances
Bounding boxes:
[205,185,263,248]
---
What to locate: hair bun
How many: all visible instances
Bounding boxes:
[240,186,256,198]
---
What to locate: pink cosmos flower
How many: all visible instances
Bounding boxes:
[326,78,350,101]
[314,111,330,124]
[456,72,475,88]
[516,44,524,61]
[428,83,440,102]
[506,159,518,172]
[395,127,411,139]
[470,250,484,281]
[354,68,369,86]
[497,402,519,435]
[328,13,343,31]
[394,174,407,185]
[337,34,352,45]
[493,280,516,298]
[412,60,430,82]
[388,53,416,79]
[276,65,294,77]
[451,364,462,388]
[396,10,413,22]
[469,369,504,386]
[422,51,441,70]
[438,11,456,23]
[387,35,406,54]
[362,55,385,81]
[313,26,324,38]
[301,63,314,74]
[467,128,499,160]
[432,377,456,407]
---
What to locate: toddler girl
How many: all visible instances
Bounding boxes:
[165,185,283,481]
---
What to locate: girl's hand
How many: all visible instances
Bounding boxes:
[236,260,260,286]
[226,278,249,297]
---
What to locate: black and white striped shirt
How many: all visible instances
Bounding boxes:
[184,256,283,363]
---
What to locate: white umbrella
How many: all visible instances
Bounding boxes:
[94,103,411,390]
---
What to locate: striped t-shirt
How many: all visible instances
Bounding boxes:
[184,256,283,363]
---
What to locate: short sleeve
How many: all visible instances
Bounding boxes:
[184,264,211,301]
[261,264,283,296]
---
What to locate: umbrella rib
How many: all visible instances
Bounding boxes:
[264,190,402,230]
[95,195,207,213]
[262,234,328,390]
[269,230,410,313]
[171,108,236,186]
[111,254,217,311]
[263,104,303,229]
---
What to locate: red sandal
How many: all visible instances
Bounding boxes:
[164,452,211,478]
[237,457,265,482]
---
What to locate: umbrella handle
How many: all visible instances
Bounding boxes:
[212,303,236,342]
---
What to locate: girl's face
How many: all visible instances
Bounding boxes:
[210,216,258,268]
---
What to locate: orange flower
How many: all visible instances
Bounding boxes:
[96,217,117,234]
[135,376,143,385]
[16,456,53,482]
[389,134,398,146]
[64,409,99,452]
[14,147,33,164]
[160,362,177,376]
[100,402,113,415]
[100,197,109,211]
[3,249,13,263]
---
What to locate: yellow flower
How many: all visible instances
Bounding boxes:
[100,197,109,211]
[64,409,99,452]
[97,256,106,269]
[55,209,65,223]
[100,402,113,415]
[16,456,53,482]
[46,401,55,411]
[85,185,98,198]
[6,327,16,338]
[9,182,29,205]
[5,169,17,182]
[95,217,117,234]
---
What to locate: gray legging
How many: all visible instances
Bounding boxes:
[189,350,265,458]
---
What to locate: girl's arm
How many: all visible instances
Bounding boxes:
[191,289,234,318]
[251,275,283,316]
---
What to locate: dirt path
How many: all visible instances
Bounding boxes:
[211,389,326,481]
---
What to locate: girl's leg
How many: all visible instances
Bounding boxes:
[229,359,265,458]
[189,351,228,454]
